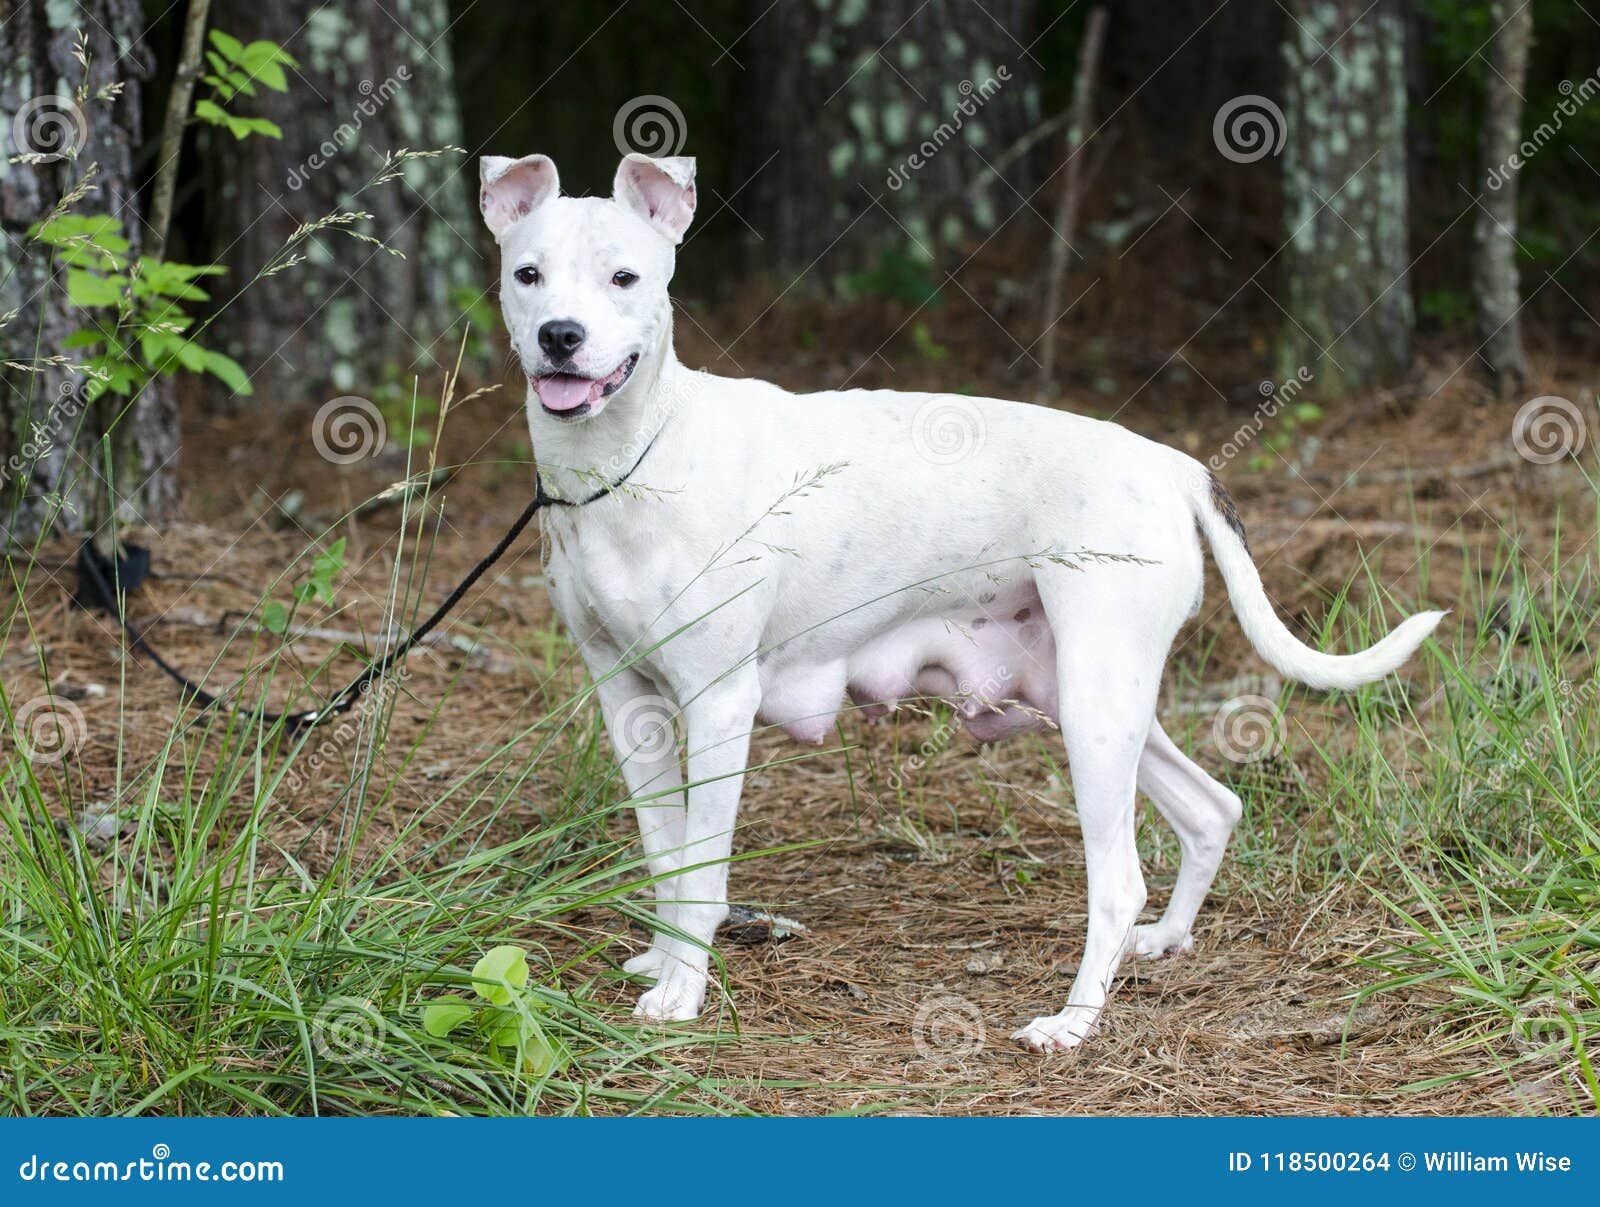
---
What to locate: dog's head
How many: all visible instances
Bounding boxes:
[479,152,695,423]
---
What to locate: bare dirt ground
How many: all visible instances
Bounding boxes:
[11,289,1593,1114]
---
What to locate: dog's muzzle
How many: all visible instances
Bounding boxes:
[531,353,639,419]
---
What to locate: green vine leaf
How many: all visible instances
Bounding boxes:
[261,600,288,635]
[202,350,253,396]
[471,945,529,1006]
[422,996,475,1038]
[66,269,123,307]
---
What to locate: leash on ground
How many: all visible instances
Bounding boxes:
[74,442,657,736]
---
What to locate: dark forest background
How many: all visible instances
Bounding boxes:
[3,0,1598,537]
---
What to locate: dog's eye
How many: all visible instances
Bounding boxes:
[513,265,541,286]
[611,270,639,288]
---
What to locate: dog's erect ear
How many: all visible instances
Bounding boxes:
[612,153,697,244]
[479,154,559,239]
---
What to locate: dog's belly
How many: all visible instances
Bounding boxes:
[757,584,1059,744]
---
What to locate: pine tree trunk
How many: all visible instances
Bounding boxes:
[1280,0,1413,397]
[0,0,177,541]
[1473,0,1532,399]
[204,0,477,405]
[739,0,1041,282]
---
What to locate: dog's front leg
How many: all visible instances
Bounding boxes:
[632,671,760,1024]
[591,666,687,978]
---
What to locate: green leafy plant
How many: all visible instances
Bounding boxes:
[262,537,346,634]
[422,945,568,1076]
[29,213,250,400]
[194,30,297,141]
[19,32,297,406]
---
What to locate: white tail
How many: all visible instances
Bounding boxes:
[1188,465,1444,691]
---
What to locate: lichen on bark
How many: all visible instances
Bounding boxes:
[740,0,1040,284]
[1280,0,1413,396]
[1,0,176,540]
[204,0,478,406]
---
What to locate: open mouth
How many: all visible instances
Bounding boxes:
[532,353,639,419]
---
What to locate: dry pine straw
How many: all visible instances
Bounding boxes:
[5,364,1584,1116]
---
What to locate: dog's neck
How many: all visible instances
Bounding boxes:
[527,335,685,502]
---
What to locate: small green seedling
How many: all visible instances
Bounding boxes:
[421,945,566,1076]
[262,537,346,634]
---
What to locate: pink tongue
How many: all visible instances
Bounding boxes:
[535,374,596,411]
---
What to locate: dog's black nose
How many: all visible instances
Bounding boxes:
[538,319,586,360]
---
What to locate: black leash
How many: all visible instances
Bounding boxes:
[76,442,657,736]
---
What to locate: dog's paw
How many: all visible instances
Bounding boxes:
[633,965,707,1024]
[1132,923,1195,958]
[1011,1006,1099,1053]
[623,946,668,979]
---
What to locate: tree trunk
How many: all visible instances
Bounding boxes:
[0,0,177,542]
[1036,6,1107,400]
[738,0,1041,283]
[146,0,213,263]
[1473,0,1532,399]
[1280,0,1413,397]
[204,0,477,406]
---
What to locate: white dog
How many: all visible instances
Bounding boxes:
[479,151,1443,1051]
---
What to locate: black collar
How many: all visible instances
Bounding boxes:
[533,426,663,508]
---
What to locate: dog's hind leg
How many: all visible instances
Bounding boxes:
[1013,579,1167,1052]
[593,666,687,979]
[1133,720,1243,958]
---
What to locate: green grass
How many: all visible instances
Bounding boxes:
[1178,506,1600,1113]
[0,435,767,1115]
